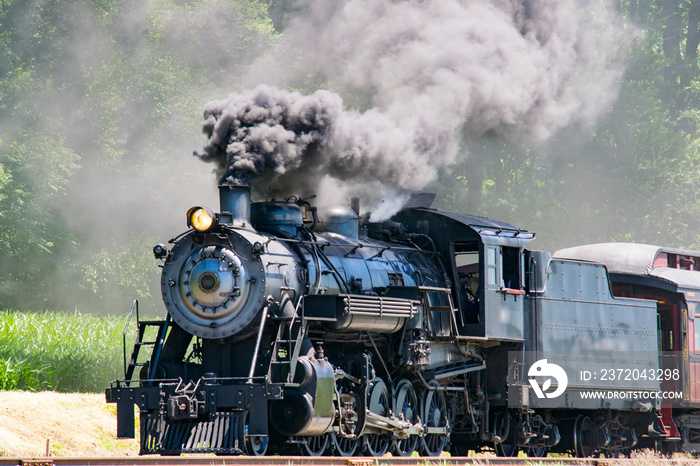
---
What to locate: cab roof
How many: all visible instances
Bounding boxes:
[396,208,535,248]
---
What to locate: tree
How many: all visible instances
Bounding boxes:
[436,1,700,251]
[0,0,278,312]
[0,134,80,309]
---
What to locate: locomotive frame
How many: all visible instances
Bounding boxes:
[106,184,699,457]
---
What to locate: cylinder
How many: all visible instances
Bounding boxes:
[269,357,335,436]
[269,390,314,435]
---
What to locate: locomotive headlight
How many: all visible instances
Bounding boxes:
[187,206,216,232]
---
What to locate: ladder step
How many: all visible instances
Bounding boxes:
[139,320,166,326]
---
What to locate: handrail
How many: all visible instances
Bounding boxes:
[248,296,273,383]
[122,300,139,378]
[270,236,439,255]
[287,296,306,383]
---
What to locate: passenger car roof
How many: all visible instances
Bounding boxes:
[554,243,700,293]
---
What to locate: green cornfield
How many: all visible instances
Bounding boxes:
[0,310,135,393]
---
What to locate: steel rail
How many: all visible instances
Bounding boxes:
[2,456,693,466]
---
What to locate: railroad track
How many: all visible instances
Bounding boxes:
[3,457,699,466]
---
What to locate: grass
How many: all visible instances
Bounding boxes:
[0,310,134,393]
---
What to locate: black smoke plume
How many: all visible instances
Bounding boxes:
[194,85,439,213]
[196,0,636,218]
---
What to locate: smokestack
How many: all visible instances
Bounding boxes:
[351,197,360,216]
[218,184,251,228]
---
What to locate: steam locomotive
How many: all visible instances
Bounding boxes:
[106,184,700,457]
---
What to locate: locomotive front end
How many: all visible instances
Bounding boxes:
[108,182,461,457]
[158,184,299,340]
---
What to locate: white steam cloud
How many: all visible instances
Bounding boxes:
[198,0,634,219]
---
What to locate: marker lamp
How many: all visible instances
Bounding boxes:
[187,206,216,232]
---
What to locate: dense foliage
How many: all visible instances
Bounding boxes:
[1,0,700,316]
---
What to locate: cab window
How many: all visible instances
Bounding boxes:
[502,246,521,289]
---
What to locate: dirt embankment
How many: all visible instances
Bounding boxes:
[0,391,138,457]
